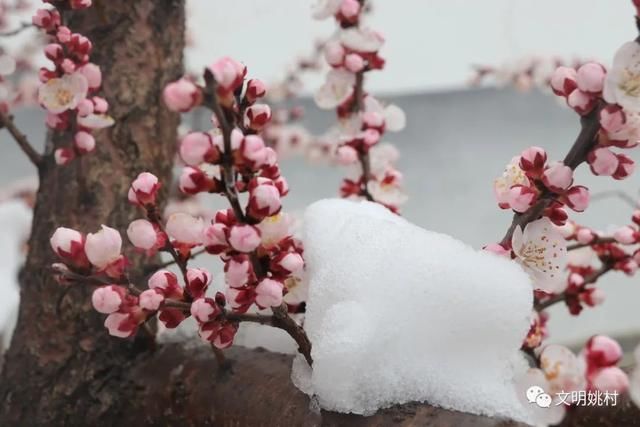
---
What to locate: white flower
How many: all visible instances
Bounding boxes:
[256,213,293,248]
[539,344,586,395]
[314,69,356,109]
[165,213,204,245]
[604,41,640,112]
[340,28,384,53]
[283,276,308,305]
[363,95,406,132]
[312,0,341,20]
[38,73,88,114]
[85,225,122,269]
[511,217,567,293]
[367,180,408,207]
[493,157,529,207]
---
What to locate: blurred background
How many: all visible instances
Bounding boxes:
[1,0,639,352]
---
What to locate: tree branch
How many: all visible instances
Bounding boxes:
[0,111,42,168]
[534,264,613,311]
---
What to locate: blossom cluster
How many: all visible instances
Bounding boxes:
[33,0,113,165]
[50,59,307,352]
[312,0,407,212]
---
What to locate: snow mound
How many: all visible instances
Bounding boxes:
[293,199,534,423]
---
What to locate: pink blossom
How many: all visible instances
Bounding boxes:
[271,252,304,276]
[244,104,272,131]
[54,148,75,165]
[240,135,268,167]
[603,41,640,112]
[585,335,623,368]
[494,157,529,208]
[599,104,626,133]
[70,0,92,9]
[92,285,124,314]
[85,225,122,269]
[228,224,261,253]
[507,185,537,213]
[148,270,182,299]
[257,213,293,249]
[519,146,548,176]
[255,278,284,308]
[344,54,365,72]
[129,172,160,205]
[186,267,211,299]
[180,132,217,166]
[567,89,596,115]
[576,62,606,94]
[165,213,204,245]
[179,166,217,195]
[340,0,360,19]
[324,41,345,67]
[76,99,94,116]
[247,179,282,219]
[190,298,220,323]
[587,147,619,176]
[77,63,102,90]
[50,227,85,262]
[163,77,201,112]
[564,186,590,212]
[139,289,164,311]
[591,367,629,392]
[550,66,577,97]
[209,57,246,93]
[74,131,95,154]
[314,69,355,109]
[158,308,186,329]
[199,321,238,349]
[104,312,138,338]
[613,154,635,180]
[336,145,358,165]
[576,227,596,244]
[613,225,637,244]
[127,219,161,250]
[32,8,61,31]
[340,27,384,53]
[225,256,251,288]
[203,222,229,254]
[245,79,266,103]
[541,162,573,192]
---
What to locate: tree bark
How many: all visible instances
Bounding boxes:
[0,1,185,424]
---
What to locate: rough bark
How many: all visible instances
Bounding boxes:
[0,1,185,424]
[0,1,639,426]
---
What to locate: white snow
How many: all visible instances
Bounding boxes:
[0,199,32,350]
[292,199,536,423]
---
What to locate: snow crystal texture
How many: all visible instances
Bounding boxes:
[293,199,535,423]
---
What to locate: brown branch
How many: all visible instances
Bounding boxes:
[500,102,604,246]
[352,70,375,202]
[567,237,616,251]
[534,264,613,311]
[0,110,42,168]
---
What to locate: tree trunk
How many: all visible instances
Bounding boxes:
[1,1,639,426]
[0,1,185,424]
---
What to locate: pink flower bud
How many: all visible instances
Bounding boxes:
[70,0,92,9]
[274,176,289,197]
[590,367,629,393]
[225,286,256,312]
[190,297,220,323]
[599,104,626,133]
[77,63,102,90]
[564,185,590,212]
[73,131,95,154]
[228,224,261,253]
[163,77,201,112]
[613,154,635,180]
[324,41,345,67]
[180,132,217,166]
[507,185,537,213]
[209,57,246,93]
[344,53,365,72]
[127,219,161,250]
[76,99,94,116]
[224,256,252,288]
[245,79,266,103]
[165,213,204,245]
[92,96,109,113]
[186,267,211,299]
[139,289,164,311]
[587,147,619,176]
[519,146,547,175]
[247,179,282,219]
[44,43,63,62]
[104,312,138,338]
[613,225,637,244]
[581,287,605,307]
[585,335,623,367]
[567,89,597,115]
[240,135,268,168]
[550,66,577,97]
[362,129,380,147]
[576,62,606,93]
[179,166,217,195]
[541,162,573,192]
[203,222,229,254]
[92,285,125,314]
[85,225,122,269]
[54,148,75,166]
[362,111,385,129]
[158,308,186,329]
[271,252,304,276]
[576,227,596,244]
[199,321,238,349]
[148,270,181,295]
[255,278,284,308]
[32,8,61,31]
[130,172,160,205]
[244,104,272,131]
[336,145,358,165]
[50,227,85,262]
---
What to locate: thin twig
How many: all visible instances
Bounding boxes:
[143,247,207,274]
[534,264,613,311]
[567,237,616,251]
[0,110,42,167]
